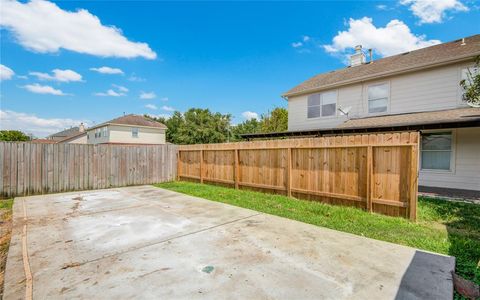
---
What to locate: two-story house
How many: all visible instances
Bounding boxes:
[57,114,167,145]
[243,35,480,194]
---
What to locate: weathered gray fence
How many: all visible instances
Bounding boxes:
[0,142,177,198]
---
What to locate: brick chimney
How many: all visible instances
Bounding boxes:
[79,123,85,132]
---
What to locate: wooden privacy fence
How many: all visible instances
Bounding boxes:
[178,132,419,220]
[0,142,177,198]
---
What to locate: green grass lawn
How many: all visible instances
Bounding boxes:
[0,198,14,298]
[155,181,480,287]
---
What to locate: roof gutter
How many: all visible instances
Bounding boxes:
[282,52,480,99]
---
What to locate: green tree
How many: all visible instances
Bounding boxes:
[0,130,31,141]
[260,107,288,133]
[147,109,232,144]
[231,118,262,141]
[460,56,480,106]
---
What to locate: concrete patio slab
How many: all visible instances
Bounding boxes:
[4,185,455,299]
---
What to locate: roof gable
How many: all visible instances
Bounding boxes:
[88,114,167,130]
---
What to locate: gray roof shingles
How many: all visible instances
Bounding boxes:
[284,34,480,97]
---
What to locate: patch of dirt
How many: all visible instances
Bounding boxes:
[0,200,13,299]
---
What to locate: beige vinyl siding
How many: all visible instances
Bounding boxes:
[108,125,166,144]
[87,126,109,144]
[419,127,480,191]
[288,62,472,131]
[66,134,87,144]
[288,85,362,131]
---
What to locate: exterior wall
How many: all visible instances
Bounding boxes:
[419,127,480,191]
[108,125,166,144]
[288,62,472,131]
[86,125,109,144]
[66,134,87,144]
[87,125,166,145]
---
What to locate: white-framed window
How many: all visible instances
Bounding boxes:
[102,127,108,137]
[132,127,139,138]
[367,83,389,113]
[95,128,101,138]
[307,91,337,118]
[421,131,453,171]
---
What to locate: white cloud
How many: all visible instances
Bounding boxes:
[139,91,156,99]
[324,17,441,58]
[303,35,310,42]
[128,73,145,82]
[160,97,169,102]
[161,105,175,112]
[94,89,125,97]
[23,83,67,95]
[0,64,15,80]
[291,42,303,48]
[112,84,128,92]
[400,0,468,24]
[376,4,389,10]
[145,104,157,110]
[242,111,259,120]
[0,109,89,137]
[0,0,156,59]
[90,66,123,75]
[29,69,82,82]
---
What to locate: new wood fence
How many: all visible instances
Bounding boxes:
[0,142,177,198]
[178,132,419,220]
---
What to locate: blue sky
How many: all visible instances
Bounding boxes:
[0,0,479,137]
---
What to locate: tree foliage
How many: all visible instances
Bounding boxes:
[0,130,31,141]
[231,118,262,140]
[147,108,232,144]
[460,56,480,106]
[147,106,287,144]
[260,107,288,133]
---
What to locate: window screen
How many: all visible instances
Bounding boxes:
[421,132,452,170]
[368,83,388,113]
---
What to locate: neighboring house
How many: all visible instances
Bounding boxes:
[46,125,83,141]
[243,35,480,193]
[85,114,166,145]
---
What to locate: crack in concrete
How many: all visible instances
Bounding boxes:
[60,212,263,270]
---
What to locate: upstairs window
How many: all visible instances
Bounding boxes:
[368,83,389,113]
[102,127,108,137]
[132,127,139,138]
[307,91,337,118]
[421,132,452,171]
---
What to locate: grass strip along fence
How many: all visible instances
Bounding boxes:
[177,132,419,220]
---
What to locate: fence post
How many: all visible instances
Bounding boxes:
[176,151,180,181]
[199,149,204,184]
[367,146,373,212]
[409,143,418,221]
[234,149,239,189]
[287,148,292,197]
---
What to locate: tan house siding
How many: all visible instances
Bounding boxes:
[66,134,87,144]
[86,125,165,145]
[288,62,473,131]
[419,127,480,191]
[108,125,166,144]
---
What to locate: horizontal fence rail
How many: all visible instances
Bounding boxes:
[178,132,419,220]
[0,142,177,198]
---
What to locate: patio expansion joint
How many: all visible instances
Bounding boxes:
[59,212,263,270]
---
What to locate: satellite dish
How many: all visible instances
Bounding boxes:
[466,101,480,108]
[338,106,352,116]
